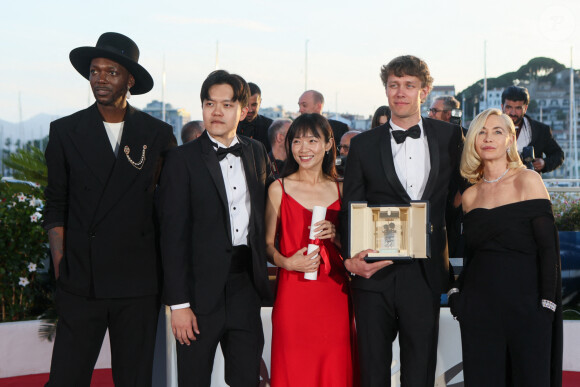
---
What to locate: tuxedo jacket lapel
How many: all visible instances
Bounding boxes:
[239,136,258,205]
[421,118,440,201]
[93,105,157,225]
[238,136,258,240]
[379,126,411,202]
[67,104,115,186]
[199,132,233,245]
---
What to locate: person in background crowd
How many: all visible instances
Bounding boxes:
[428,96,459,123]
[449,108,562,387]
[43,32,175,387]
[237,82,273,152]
[267,118,291,179]
[501,85,564,173]
[298,90,349,142]
[341,55,463,387]
[338,130,361,158]
[266,113,357,386]
[181,120,204,144]
[371,105,391,128]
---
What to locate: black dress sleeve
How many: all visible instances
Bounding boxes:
[531,215,560,304]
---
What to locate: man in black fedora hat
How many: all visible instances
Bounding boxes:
[43,32,176,386]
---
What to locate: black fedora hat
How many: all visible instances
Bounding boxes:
[69,32,153,95]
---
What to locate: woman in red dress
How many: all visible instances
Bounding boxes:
[265,113,357,386]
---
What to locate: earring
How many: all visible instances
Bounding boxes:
[507,148,511,155]
[126,89,131,99]
[326,150,330,155]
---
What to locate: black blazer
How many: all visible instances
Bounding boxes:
[340,117,463,295]
[157,131,272,314]
[329,119,349,143]
[526,115,564,173]
[43,103,176,298]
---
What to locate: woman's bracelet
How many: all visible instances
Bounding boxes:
[541,299,557,312]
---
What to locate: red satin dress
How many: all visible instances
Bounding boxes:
[270,180,357,387]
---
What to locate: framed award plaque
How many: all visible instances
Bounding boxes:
[348,201,431,262]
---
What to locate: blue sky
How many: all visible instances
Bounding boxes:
[1,0,579,123]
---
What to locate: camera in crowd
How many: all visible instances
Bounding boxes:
[520,146,535,170]
[449,109,462,127]
[335,155,347,177]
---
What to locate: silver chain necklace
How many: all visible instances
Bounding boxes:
[482,167,509,183]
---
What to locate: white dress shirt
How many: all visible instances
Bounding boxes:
[516,116,532,152]
[208,133,252,247]
[172,134,251,311]
[389,119,430,200]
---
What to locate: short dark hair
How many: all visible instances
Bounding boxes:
[248,82,262,97]
[380,55,434,89]
[435,96,460,110]
[200,70,250,108]
[281,114,337,180]
[181,120,204,143]
[371,105,391,128]
[501,86,529,105]
[268,118,292,146]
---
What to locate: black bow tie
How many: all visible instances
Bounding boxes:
[391,125,421,144]
[213,142,243,161]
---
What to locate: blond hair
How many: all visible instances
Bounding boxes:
[460,108,524,184]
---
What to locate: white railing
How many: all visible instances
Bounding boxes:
[544,179,580,193]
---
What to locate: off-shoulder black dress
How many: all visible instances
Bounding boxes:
[453,199,562,387]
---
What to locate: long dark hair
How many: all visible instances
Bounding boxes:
[281,113,337,180]
[371,105,391,128]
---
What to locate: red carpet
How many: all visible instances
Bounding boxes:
[0,369,113,386]
[1,370,579,386]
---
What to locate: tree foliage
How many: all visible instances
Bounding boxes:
[3,146,48,188]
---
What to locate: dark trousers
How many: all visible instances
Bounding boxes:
[352,263,440,387]
[459,298,553,387]
[45,286,159,387]
[176,271,264,387]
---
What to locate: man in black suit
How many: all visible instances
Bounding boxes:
[43,32,176,386]
[158,70,272,386]
[237,82,273,152]
[501,85,564,173]
[298,89,349,142]
[341,55,463,386]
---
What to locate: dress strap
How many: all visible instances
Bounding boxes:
[277,178,286,193]
[336,181,341,201]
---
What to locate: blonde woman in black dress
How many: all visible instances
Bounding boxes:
[449,108,562,387]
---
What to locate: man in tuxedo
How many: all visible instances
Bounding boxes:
[501,85,564,173]
[158,70,272,386]
[298,90,349,142]
[428,95,465,258]
[236,82,273,152]
[341,55,463,386]
[43,32,176,386]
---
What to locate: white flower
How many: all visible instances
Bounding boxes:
[27,263,37,272]
[30,212,42,223]
[16,193,26,202]
[29,198,43,208]
[18,277,30,287]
